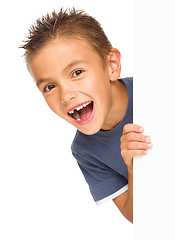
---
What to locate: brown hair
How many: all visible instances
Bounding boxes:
[21,8,113,64]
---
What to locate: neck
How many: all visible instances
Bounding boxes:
[101,80,128,131]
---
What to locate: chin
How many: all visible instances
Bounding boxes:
[79,129,99,135]
[77,122,102,135]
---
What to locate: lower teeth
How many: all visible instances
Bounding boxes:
[73,112,81,121]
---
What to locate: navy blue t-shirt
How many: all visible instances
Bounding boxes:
[71,77,133,204]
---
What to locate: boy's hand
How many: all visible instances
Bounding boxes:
[120,124,153,169]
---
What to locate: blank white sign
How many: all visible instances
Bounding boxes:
[134,1,175,239]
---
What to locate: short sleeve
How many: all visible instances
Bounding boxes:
[72,151,128,203]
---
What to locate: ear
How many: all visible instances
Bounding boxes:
[108,48,121,81]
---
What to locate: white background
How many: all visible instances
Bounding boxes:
[134,0,175,239]
[0,0,133,239]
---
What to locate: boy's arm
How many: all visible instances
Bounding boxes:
[112,124,153,223]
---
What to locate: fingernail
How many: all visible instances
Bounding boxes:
[147,143,152,148]
[139,127,144,132]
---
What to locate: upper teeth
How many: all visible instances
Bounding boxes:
[68,101,91,114]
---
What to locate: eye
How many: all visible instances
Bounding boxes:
[44,84,56,92]
[72,70,84,78]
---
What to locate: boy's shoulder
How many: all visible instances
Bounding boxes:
[71,129,93,154]
[119,77,133,85]
[119,76,133,100]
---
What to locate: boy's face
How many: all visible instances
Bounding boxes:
[28,38,117,135]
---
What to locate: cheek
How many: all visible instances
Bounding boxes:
[92,78,111,101]
[84,71,110,96]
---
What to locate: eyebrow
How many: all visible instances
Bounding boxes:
[62,60,87,73]
[36,60,87,87]
[36,78,52,87]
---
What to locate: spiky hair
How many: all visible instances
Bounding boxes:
[20,8,112,63]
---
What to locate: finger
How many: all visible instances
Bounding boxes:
[123,132,151,143]
[126,141,152,150]
[122,149,148,159]
[123,124,144,135]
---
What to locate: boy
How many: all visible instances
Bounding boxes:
[21,8,152,223]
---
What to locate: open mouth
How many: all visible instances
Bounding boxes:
[68,101,94,122]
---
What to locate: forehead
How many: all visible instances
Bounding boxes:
[28,38,102,73]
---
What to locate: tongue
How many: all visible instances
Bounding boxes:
[79,103,93,121]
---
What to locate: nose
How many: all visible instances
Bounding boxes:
[60,86,77,104]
